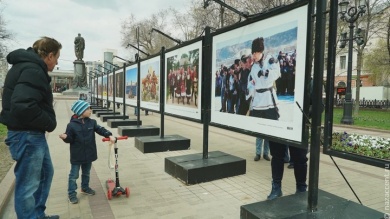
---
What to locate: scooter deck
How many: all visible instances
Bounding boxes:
[106,178,129,200]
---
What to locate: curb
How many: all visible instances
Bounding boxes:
[0,162,15,217]
[333,124,390,135]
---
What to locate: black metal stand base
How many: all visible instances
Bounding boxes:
[96,111,120,117]
[165,151,246,185]
[90,105,103,109]
[134,134,190,153]
[100,115,129,122]
[92,108,114,114]
[107,119,142,128]
[240,189,383,219]
[118,125,159,137]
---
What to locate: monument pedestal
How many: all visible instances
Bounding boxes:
[62,60,89,97]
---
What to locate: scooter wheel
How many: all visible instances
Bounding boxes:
[125,187,130,198]
[107,189,112,200]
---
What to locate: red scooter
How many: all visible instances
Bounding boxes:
[102,136,130,200]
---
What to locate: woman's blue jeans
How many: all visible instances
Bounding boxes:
[6,130,54,219]
[68,163,92,195]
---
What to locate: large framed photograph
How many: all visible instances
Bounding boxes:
[102,75,108,97]
[115,69,124,99]
[125,65,138,106]
[211,5,308,142]
[140,57,160,111]
[108,74,114,99]
[165,41,202,120]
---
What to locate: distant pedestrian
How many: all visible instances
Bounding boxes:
[254,137,270,161]
[59,100,115,204]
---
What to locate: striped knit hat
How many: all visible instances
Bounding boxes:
[71,100,90,116]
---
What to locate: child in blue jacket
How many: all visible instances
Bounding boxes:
[59,100,115,204]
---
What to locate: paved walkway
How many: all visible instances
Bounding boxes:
[1,99,389,218]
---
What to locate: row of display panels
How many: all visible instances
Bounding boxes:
[91,4,309,144]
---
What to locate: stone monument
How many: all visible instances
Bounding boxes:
[62,33,89,96]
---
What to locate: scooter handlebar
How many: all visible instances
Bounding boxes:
[102,136,128,142]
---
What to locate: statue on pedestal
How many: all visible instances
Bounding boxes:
[72,33,88,89]
[74,33,85,60]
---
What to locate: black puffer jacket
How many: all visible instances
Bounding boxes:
[62,115,112,164]
[0,48,56,132]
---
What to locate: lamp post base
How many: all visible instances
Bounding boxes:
[340,101,354,125]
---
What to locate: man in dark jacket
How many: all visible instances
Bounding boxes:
[0,37,62,219]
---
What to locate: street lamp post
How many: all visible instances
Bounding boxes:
[338,0,366,125]
[126,44,150,57]
[98,64,111,72]
[95,68,106,107]
[150,28,182,45]
[104,60,120,69]
[203,0,249,19]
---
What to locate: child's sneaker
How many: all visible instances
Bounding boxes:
[81,187,96,195]
[68,194,78,204]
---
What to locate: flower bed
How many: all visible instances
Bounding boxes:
[331,132,390,160]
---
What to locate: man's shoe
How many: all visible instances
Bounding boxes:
[287,164,294,169]
[68,194,78,204]
[254,154,261,161]
[296,185,307,194]
[81,187,96,195]
[263,155,270,161]
[267,182,282,200]
[40,214,60,219]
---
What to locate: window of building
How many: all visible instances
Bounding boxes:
[340,55,346,69]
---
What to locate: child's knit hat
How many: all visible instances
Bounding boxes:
[71,100,90,116]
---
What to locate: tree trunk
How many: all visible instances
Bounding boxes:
[354,50,363,115]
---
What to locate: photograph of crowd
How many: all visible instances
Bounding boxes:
[102,75,107,96]
[211,5,308,142]
[125,66,138,106]
[166,49,199,107]
[140,57,160,111]
[115,71,124,98]
[165,42,202,120]
[108,75,114,97]
[214,25,297,121]
[93,79,97,97]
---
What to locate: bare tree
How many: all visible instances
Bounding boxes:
[0,1,13,60]
[336,0,388,115]
[353,0,389,114]
[364,3,390,86]
[120,9,176,57]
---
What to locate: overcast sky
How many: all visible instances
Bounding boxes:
[2,0,189,70]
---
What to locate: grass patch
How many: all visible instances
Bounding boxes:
[0,124,14,184]
[0,123,7,139]
[325,108,390,131]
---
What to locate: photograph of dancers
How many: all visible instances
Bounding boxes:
[165,42,202,120]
